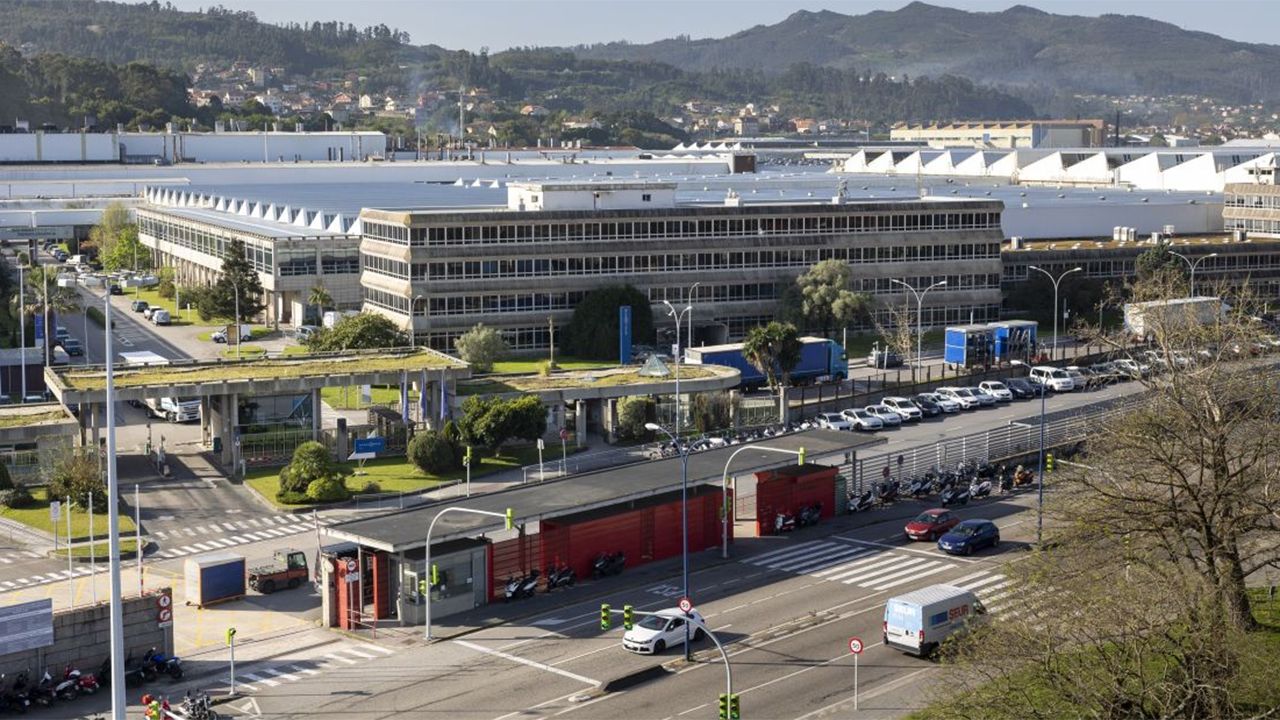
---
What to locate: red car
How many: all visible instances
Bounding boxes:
[905,508,959,542]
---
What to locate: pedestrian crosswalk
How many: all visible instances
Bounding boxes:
[948,570,1029,615]
[0,564,104,591]
[152,515,333,559]
[225,641,395,694]
[0,550,44,564]
[744,540,958,591]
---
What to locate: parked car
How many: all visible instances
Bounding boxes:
[129,300,149,314]
[61,337,84,356]
[867,349,903,369]
[150,309,171,326]
[936,387,980,410]
[918,391,961,413]
[911,393,944,416]
[54,326,70,345]
[881,396,923,421]
[905,508,960,542]
[815,412,853,431]
[1062,366,1090,390]
[966,386,998,406]
[864,404,903,426]
[839,408,884,431]
[294,324,319,342]
[211,325,253,344]
[622,608,706,654]
[937,519,1001,556]
[1028,366,1075,392]
[1111,358,1147,379]
[1004,377,1037,398]
[976,381,1013,402]
[108,284,123,295]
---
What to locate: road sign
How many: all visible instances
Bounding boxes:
[678,597,693,613]
[49,501,60,522]
[848,636,863,654]
[354,437,385,454]
[559,427,569,441]
[537,438,545,450]
[156,589,173,628]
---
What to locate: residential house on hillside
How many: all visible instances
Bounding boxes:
[520,105,550,117]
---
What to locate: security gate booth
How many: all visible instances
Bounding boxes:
[756,463,839,536]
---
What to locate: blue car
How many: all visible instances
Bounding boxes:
[937,519,1000,556]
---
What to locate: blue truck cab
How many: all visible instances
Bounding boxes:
[684,337,848,390]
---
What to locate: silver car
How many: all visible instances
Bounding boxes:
[865,404,904,426]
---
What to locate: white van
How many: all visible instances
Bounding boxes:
[884,584,985,656]
[1028,366,1075,392]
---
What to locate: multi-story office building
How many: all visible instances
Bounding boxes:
[1224,160,1280,238]
[359,181,1005,352]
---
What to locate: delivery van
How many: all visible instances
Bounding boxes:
[883,584,985,656]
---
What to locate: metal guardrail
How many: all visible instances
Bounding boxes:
[849,393,1146,494]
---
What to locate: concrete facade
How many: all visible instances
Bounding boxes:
[0,591,175,681]
[890,120,1105,149]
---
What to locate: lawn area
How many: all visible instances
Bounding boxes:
[220,345,267,360]
[122,288,198,327]
[280,345,310,357]
[457,364,729,396]
[490,356,615,374]
[244,443,576,508]
[53,538,140,559]
[1,486,136,541]
[320,385,402,410]
[0,409,69,430]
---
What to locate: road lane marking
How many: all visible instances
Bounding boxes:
[455,639,597,685]
[870,561,954,590]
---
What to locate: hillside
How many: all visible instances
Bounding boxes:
[573,3,1280,103]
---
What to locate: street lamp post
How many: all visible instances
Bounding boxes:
[18,264,26,401]
[234,282,241,360]
[889,278,947,381]
[423,506,513,640]
[687,282,701,350]
[103,296,127,720]
[718,444,807,558]
[1028,266,1082,361]
[409,295,424,349]
[1169,251,1218,298]
[646,420,693,660]
[1037,377,1047,546]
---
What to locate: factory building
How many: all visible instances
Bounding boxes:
[890,120,1106,149]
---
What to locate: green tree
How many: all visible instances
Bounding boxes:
[46,452,106,510]
[304,312,407,352]
[0,462,11,491]
[614,395,654,440]
[307,283,332,325]
[1136,244,1188,286]
[209,238,266,321]
[795,260,871,338]
[278,441,342,496]
[156,267,176,300]
[407,430,460,475]
[99,225,151,273]
[742,321,803,390]
[454,323,509,372]
[457,395,547,451]
[86,202,131,257]
[562,285,653,360]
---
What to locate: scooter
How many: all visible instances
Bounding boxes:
[143,647,184,680]
[181,689,217,720]
[797,502,822,528]
[50,667,79,702]
[592,551,626,579]
[504,571,538,601]
[876,480,900,504]
[774,511,797,534]
[63,665,99,696]
[28,670,54,708]
[847,490,875,513]
[516,570,540,599]
[1,672,31,714]
[1013,466,1037,487]
[545,563,576,591]
[969,478,992,499]
[940,485,971,507]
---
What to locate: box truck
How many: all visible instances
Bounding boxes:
[184,552,246,608]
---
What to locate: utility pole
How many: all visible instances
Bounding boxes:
[548,316,555,367]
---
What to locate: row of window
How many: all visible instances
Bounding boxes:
[139,213,360,277]
[372,211,1002,247]
[852,274,1002,294]
[362,254,429,281]
[1224,193,1280,209]
[415,243,1000,282]
[1226,218,1280,235]
[1003,252,1280,282]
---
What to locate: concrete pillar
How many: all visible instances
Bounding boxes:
[602,398,618,443]
[575,399,586,448]
[90,402,101,450]
[311,388,322,442]
[424,380,437,430]
[729,390,740,430]
[200,396,212,446]
[778,386,790,425]
[396,550,407,627]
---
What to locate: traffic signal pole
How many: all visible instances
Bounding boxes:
[424,507,514,640]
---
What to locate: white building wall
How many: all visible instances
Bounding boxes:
[997,198,1223,239]
[508,184,678,211]
[0,133,121,163]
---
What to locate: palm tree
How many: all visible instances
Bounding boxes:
[307,283,332,325]
[741,321,803,391]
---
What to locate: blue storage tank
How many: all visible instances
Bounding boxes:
[992,320,1038,363]
[944,324,996,369]
[184,551,246,607]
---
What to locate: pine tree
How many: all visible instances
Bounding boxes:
[212,238,266,321]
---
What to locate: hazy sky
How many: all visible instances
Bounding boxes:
[153,0,1278,50]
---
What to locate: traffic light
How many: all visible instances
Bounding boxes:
[600,603,611,630]
[504,507,515,530]
[431,564,440,586]
[464,446,473,467]
[729,693,740,719]
[1045,453,1055,473]
[225,627,237,647]
[718,693,729,720]
[418,579,427,595]
[798,447,806,465]
[623,604,635,630]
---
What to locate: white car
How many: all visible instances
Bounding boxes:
[918,392,961,413]
[840,408,884,431]
[622,608,706,654]
[1028,366,1076,392]
[881,396,923,421]
[865,404,903,426]
[966,386,998,406]
[976,381,1013,402]
[936,387,981,410]
[815,412,853,431]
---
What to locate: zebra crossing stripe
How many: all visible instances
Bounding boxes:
[781,547,875,574]
[869,561,954,590]
[194,525,211,534]
[746,540,829,565]
[229,535,250,544]
[814,553,897,580]
[958,574,1007,592]
[192,542,217,551]
[247,519,263,527]
[0,557,12,564]
[357,644,394,656]
[264,668,299,682]
[339,647,376,659]
[759,543,862,570]
[324,653,357,665]
[837,557,929,584]
[221,523,238,531]
[240,672,277,687]
[273,515,292,524]
[182,528,196,537]
[950,570,996,586]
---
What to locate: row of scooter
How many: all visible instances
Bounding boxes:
[774,502,823,534]
[646,424,797,460]
[503,551,626,601]
[847,461,1038,512]
[0,647,184,713]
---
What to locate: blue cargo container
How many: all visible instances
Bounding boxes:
[184,551,246,608]
[943,324,996,369]
[992,320,1038,363]
[685,337,848,389]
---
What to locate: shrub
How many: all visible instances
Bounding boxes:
[0,462,11,491]
[0,485,35,509]
[275,490,310,505]
[305,476,349,502]
[454,323,509,373]
[615,396,655,440]
[359,480,381,494]
[47,453,106,510]
[408,431,459,475]
[538,359,558,377]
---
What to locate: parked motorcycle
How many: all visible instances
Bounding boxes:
[797,502,822,528]
[180,689,217,720]
[504,570,540,601]
[545,563,576,592]
[50,667,79,702]
[940,485,971,507]
[143,647,184,680]
[28,670,54,708]
[592,551,626,579]
[63,664,99,696]
[875,480,900,504]
[1,672,31,714]
[774,511,797,534]
[847,490,875,513]
[906,476,932,498]
[969,478,992,499]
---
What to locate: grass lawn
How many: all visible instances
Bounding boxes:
[490,356,615,374]
[320,385,402,410]
[280,345,311,357]
[0,410,69,430]
[53,538,140,559]
[220,345,267,360]
[245,444,577,508]
[123,288,198,326]
[1,487,136,541]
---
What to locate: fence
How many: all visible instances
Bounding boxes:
[239,427,333,467]
[848,394,1145,494]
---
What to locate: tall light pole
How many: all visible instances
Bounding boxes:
[718,444,806,558]
[1028,266,1082,361]
[409,295,424,349]
[234,281,241,360]
[18,264,26,401]
[1036,375,1047,546]
[652,298,692,659]
[103,296,127,720]
[889,278,946,382]
[687,282,701,350]
[1169,251,1217,298]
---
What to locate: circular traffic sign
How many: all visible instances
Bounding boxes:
[158,609,172,623]
[157,593,172,609]
[848,636,864,655]
[560,428,570,441]
[346,559,357,573]
[678,597,693,613]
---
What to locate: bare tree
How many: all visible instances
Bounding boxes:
[873,297,917,365]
